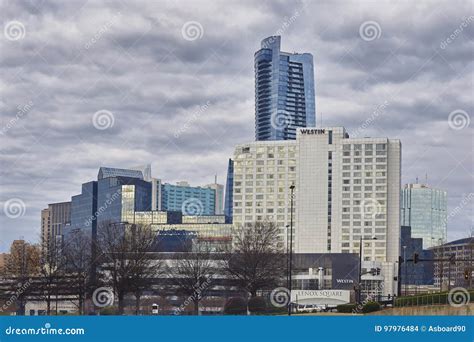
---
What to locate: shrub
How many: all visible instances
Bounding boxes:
[248,296,267,314]
[99,307,117,315]
[362,301,381,313]
[336,304,357,313]
[224,297,248,315]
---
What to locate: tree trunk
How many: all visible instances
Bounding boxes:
[193,299,199,316]
[118,292,125,315]
[47,294,51,315]
[135,292,141,315]
[79,292,84,315]
[17,295,25,316]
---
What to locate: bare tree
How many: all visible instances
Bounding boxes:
[127,224,163,315]
[98,222,161,315]
[225,221,286,297]
[168,240,215,315]
[4,240,40,315]
[62,230,93,315]
[37,239,64,315]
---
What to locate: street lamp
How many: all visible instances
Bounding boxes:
[358,236,377,304]
[288,184,295,316]
[286,224,290,291]
[402,245,407,296]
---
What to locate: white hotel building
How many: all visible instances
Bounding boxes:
[232,127,401,297]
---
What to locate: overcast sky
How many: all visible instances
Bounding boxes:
[0,0,472,252]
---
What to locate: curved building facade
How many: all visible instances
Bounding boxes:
[255,36,315,141]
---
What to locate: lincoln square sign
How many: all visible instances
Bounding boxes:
[290,290,351,305]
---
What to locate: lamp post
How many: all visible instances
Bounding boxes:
[286,224,290,291]
[403,246,407,296]
[288,184,295,316]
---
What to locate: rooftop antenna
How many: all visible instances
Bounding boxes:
[214,174,217,184]
[425,173,428,185]
[415,176,418,184]
[320,112,323,128]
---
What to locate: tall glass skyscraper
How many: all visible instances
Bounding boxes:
[401,184,447,249]
[254,36,316,141]
[224,158,234,223]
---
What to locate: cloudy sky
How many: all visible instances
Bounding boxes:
[0,0,472,252]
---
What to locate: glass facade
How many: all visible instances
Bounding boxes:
[400,226,434,285]
[161,183,215,216]
[98,167,144,180]
[224,158,234,223]
[401,184,447,249]
[69,181,98,240]
[96,176,152,226]
[255,36,316,141]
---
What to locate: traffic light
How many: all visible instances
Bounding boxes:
[465,269,470,280]
[370,267,381,275]
[413,253,419,264]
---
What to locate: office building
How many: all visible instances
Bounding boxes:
[0,253,9,274]
[400,226,434,288]
[123,210,231,252]
[232,140,297,250]
[97,166,144,180]
[161,181,216,216]
[232,127,401,297]
[40,201,71,257]
[204,177,225,215]
[430,237,473,290]
[401,183,447,249]
[254,36,315,141]
[68,181,98,241]
[96,173,152,226]
[297,127,401,297]
[224,159,234,223]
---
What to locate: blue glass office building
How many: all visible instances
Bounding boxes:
[224,159,234,223]
[161,183,215,216]
[400,226,434,286]
[254,36,316,141]
[69,181,98,239]
[401,184,447,249]
[96,175,152,226]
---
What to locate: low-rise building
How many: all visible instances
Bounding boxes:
[430,237,474,290]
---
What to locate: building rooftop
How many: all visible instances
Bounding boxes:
[98,167,144,180]
[432,237,474,248]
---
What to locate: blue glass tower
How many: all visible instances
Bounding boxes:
[401,183,447,249]
[255,36,316,141]
[69,181,98,240]
[224,158,234,223]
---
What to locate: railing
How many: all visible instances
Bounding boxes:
[394,290,474,307]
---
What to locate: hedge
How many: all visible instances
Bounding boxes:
[223,297,247,315]
[336,304,357,313]
[248,296,266,314]
[362,301,381,313]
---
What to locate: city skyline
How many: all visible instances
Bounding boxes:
[1,1,473,251]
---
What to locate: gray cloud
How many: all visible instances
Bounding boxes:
[0,0,472,251]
